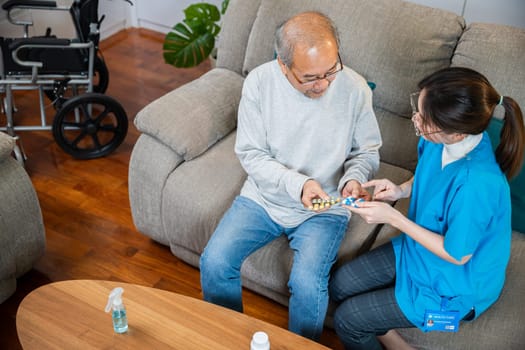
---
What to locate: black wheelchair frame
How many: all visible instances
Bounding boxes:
[0,0,132,164]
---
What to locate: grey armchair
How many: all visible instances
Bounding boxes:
[0,132,45,303]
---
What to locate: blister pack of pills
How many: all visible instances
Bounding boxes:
[309,197,341,210]
[308,196,364,210]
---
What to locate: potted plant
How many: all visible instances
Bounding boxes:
[163,0,229,68]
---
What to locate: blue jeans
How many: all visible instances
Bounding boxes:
[200,196,349,340]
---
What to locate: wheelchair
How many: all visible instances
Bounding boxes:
[0,0,132,164]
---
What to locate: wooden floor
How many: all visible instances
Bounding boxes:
[0,28,344,349]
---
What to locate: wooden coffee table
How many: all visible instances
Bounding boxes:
[16,280,330,349]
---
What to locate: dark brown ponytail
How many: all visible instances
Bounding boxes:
[497,96,525,179]
[418,67,525,179]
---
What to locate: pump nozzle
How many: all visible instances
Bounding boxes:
[105,287,124,313]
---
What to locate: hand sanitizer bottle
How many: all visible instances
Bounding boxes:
[104,287,128,333]
[251,331,270,350]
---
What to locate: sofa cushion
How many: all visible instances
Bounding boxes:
[242,0,464,118]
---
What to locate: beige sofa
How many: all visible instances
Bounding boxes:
[129,0,525,348]
[0,132,46,303]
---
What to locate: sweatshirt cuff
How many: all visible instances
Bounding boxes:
[286,172,313,202]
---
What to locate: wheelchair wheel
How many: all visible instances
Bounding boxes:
[52,93,128,159]
[45,55,110,108]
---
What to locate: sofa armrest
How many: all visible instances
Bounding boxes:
[134,68,244,161]
[0,132,15,160]
[0,146,45,303]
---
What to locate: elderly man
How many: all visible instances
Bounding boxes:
[200,11,381,340]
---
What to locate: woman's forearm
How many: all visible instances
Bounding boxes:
[399,177,414,199]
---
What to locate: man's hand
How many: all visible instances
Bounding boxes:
[302,179,329,211]
[341,180,371,201]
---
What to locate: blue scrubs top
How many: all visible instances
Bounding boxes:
[392,132,511,331]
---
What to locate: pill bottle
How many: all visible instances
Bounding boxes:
[251,331,270,350]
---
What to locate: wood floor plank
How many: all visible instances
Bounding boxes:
[0,28,343,350]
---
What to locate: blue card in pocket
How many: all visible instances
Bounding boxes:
[424,309,460,332]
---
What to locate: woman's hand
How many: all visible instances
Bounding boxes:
[362,178,411,202]
[344,200,400,225]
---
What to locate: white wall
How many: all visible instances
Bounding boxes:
[99,0,135,39]
[463,0,525,29]
[132,0,223,34]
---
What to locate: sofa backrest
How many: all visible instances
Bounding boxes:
[218,0,465,171]
[219,1,525,174]
[452,23,525,115]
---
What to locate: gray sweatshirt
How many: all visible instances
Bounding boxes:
[235,60,381,227]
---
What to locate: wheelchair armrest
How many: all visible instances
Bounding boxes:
[8,38,71,51]
[9,39,91,82]
[2,0,57,11]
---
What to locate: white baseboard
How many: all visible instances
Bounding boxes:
[136,19,171,35]
[100,19,132,41]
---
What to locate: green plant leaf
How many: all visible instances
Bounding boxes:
[185,3,221,37]
[163,3,221,68]
[221,0,230,15]
[185,3,220,22]
[164,23,215,67]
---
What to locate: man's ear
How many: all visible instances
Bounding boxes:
[277,56,287,75]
